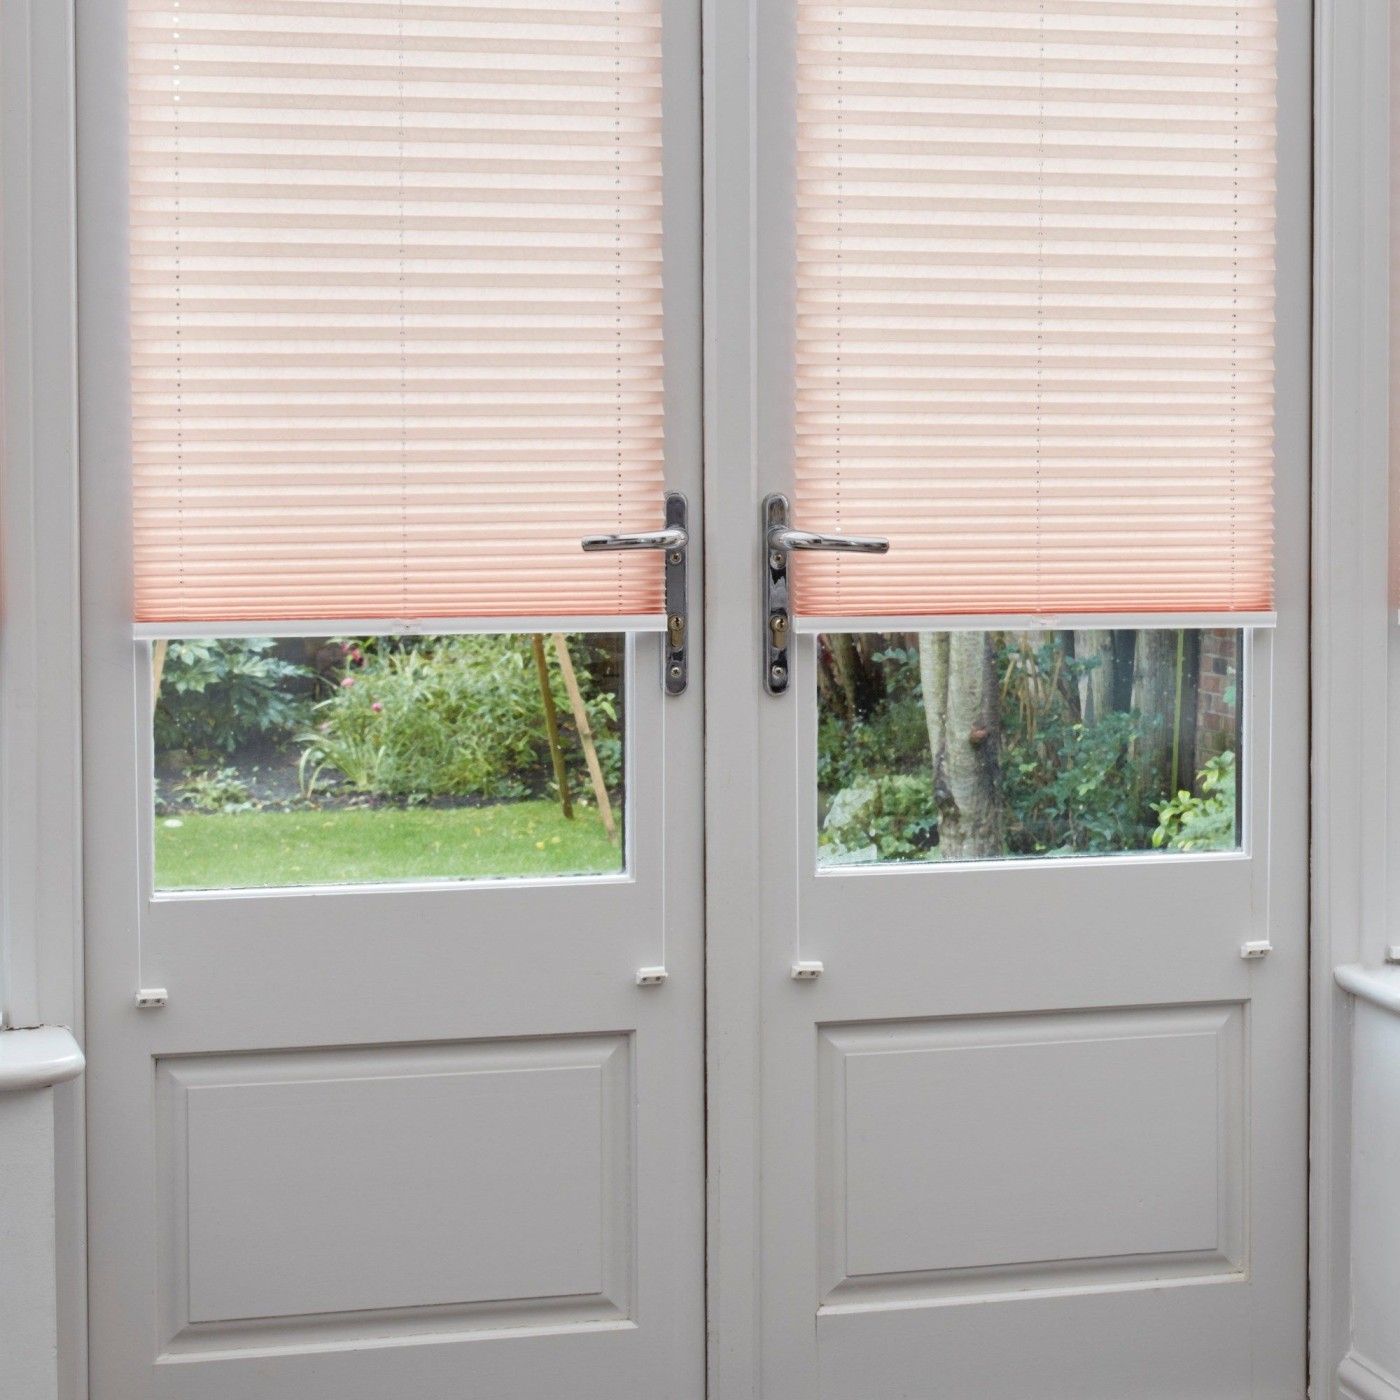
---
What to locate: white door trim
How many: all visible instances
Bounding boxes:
[1310,0,1395,1396]
[701,0,766,1393]
[0,3,86,1398]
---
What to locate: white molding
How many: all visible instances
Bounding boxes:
[0,0,83,1036]
[703,0,765,1393]
[0,0,83,1026]
[1311,0,1394,1395]
[1335,963,1400,1016]
[1,2,85,1396]
[0,1027,84,1094]
[1340,1354,1400,1400]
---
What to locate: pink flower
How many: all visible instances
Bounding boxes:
[371,701,383,713]
[341,676,355,688]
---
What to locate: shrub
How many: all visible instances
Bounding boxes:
[819,773,939,863]
[172,766,259,814]
[1001,709,1155,856]
[817,644,929,808]
[298,635,621,803]
[1152,751,1237,852]
[154,638,312,757]
[991,635,1157,856]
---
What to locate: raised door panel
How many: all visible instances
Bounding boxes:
[818,1004,1245,1307]
[156,1034,632,1358]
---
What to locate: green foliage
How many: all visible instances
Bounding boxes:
[815,632,1238,863]
[819,773,939,864]
[816,645,929,800]
[155,639,312,757]
[171,766,259,814]
[298,635,621,803]
[992,636,1155,855]
[1152,751,1237,852]
[1001,709,1152,855]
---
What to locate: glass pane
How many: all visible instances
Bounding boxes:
[153,633,626,891]
[816,629,1242,867]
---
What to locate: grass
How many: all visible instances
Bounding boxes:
[154,799,621,891]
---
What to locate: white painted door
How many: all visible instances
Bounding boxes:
[704,0,1311,1396]
[78,2,704,1398]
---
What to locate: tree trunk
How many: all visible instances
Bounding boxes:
[827,632,887,720]
[1109,629,1137,713]
[1073,629,1115,724]
[1175,630,1202,791]
[921,632,1004,859]
[918,633,949,783]
[1056,630,1082,723]
[1132,629,1178,799]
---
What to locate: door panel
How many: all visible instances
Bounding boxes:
[817,1004,1244,1298]
[704,0,1312,1394]
[78,1,704,1396]
[157,1036,633,1345]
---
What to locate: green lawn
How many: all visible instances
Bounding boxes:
[155,799,620,890]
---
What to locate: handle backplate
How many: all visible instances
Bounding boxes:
[761,493,889,696]
[581,493,688,696]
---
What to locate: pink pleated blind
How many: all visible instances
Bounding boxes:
[129,0,665,628]
[793,0,1278,622]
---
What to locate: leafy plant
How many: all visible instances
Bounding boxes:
[1152,750,1237,852]
[990,635,1159,856]
[173,766,259,814]
[154,639,312,757]
[298,635,621,803]
[817,643,929,805]
[819,773,939,863]
[1001,709,1154,855]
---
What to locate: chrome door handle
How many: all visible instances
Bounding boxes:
[762,493,889,695]
[766,525,888,555]
[582,523,687,553]
[580,493,689,696]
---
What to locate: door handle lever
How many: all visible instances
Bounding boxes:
[581,523,688,553]
[581,493,689,696]
[762,493,889,695]
[766,525,888,555]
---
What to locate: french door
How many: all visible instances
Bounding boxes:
[79,2,704,1397]
[78,1,1309,1398]
[704,0,1311,1397]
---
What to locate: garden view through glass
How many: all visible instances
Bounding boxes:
[151,626,1241,890]
[152,633,626,891]
[816,629,1242,867]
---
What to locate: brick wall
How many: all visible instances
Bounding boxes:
[1195,629,1239,767]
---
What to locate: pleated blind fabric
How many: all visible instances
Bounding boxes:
[793,0,1277,622]
[129,0,665,628]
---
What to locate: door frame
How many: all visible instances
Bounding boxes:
[0,0,1389,1395]
[1309,0,1396,1396]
